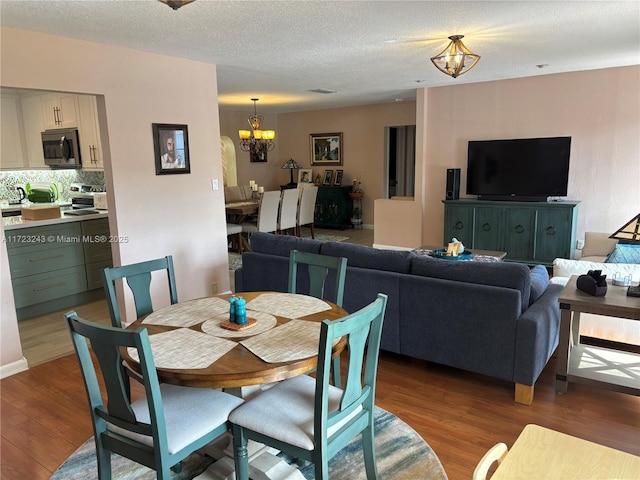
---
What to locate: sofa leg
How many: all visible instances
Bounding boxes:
[515,383,534,405]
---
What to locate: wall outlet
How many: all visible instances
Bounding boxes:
[211,282,218,294]
[576,239,585,250]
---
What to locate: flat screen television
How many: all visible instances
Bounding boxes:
[466,136,571,202]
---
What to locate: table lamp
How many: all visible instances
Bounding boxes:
[609,213,640,244]
[281,158,303,186]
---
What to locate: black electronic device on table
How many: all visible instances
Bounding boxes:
[627,285,640,297]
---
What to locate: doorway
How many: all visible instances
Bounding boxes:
[384,125,416,198]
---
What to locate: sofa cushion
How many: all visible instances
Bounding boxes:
[320,242,414,274]
[529,265,549,306]
[250,232,322,257]
[552,258,640,282]
[410,256,531,311]
[605,244,640,264]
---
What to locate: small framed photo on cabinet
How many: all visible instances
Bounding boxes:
[322,170,334,186]
[334,170,343,186]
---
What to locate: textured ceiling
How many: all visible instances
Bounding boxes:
[1,0,639,113]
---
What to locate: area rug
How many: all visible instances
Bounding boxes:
[228,233,349,271]
[51,406,448,480]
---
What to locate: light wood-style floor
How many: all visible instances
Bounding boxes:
[7,226,638,479]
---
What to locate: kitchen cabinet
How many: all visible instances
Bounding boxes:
[5,217,113,318]
[1,93,26,169]
[81,218,113,289]
[443,199,579,266]
[20,95,48,168]
[41,92,78,129]
[76,94,103,170]
[314,186,353,229]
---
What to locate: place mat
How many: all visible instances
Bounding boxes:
[201,310,278,338]
[240,319,322,363]
[142,297,229,327]
[127,328,237,369]
[245,293,331,319]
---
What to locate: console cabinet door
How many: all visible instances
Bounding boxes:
[443,204,474,246]
[474,207,502,250]
[504,208,536,262]
[534,208,574,263]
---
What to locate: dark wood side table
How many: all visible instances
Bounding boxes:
[555,276,640,396]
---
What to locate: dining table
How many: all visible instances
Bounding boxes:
[122,291,349,479]
[122,291,348,390]
[225,200,259,224]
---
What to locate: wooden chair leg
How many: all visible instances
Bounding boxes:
[310,223,315,239]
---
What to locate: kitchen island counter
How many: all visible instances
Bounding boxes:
[3,210,108,230]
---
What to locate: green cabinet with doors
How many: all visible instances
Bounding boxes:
[442,199,579,266]
[314,186,353,230]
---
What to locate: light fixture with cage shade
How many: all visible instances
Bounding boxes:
[158,0,195,10]
[430,35,481,78]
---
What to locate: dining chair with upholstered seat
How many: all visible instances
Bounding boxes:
[102,256,178,328]
[229,293,388,480]
[226,223,244,253]
[289,249,348,387]
[296,185,318,238]
[473,442,509,480]
[278,188,299,235]
[241,190,281,238]
[65,311,244,480]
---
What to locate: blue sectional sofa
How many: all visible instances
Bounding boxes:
[234,232,563,404]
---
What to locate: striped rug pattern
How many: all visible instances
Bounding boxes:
[51,406,448,479]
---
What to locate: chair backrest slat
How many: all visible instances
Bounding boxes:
[288,250,347,307]
[314,294,388,437]
[102,256,178,327]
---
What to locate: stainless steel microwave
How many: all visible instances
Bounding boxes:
[41,128,81,168]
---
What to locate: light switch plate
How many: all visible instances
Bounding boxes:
[212,179,219,191]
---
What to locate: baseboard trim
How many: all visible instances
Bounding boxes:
[372,243,415,251]
[0,357,29,379]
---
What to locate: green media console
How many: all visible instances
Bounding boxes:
[443,199,580,266]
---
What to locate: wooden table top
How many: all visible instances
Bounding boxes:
[225,201,259,216]
[123,292,348,389]
[492,424,640,479]
[559,275,640,320]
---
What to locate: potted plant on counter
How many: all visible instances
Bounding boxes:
[349,178,364,200]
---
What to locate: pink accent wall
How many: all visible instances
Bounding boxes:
[1,27,229,372]
[420,66,640,247]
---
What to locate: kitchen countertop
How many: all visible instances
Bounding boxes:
[3,209,108,230]
[1,200,73,213]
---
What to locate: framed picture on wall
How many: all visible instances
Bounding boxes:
[334,169,343,186]
[152,123,191,175]
[298,168,313,184]
[322,169,334,186]
[310,132,343,166]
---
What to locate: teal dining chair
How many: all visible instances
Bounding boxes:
[288,249,348,387]
[102,256,178,328]
[229,293,388,480]
[64,311,244,480]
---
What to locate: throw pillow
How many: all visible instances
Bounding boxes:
[604,244,640,264]
[529,265,549,306]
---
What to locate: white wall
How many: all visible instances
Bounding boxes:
[1,27,229,371]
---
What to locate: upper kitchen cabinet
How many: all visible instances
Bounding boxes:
[20,95,47,168]
[0,93,26,169]
[41,92,78,129]
[76,95,103,170]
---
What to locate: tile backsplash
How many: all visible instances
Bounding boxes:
[0,170,105,202]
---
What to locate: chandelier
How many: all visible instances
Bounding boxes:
[238,98,276,162]
[430,35,480,78]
